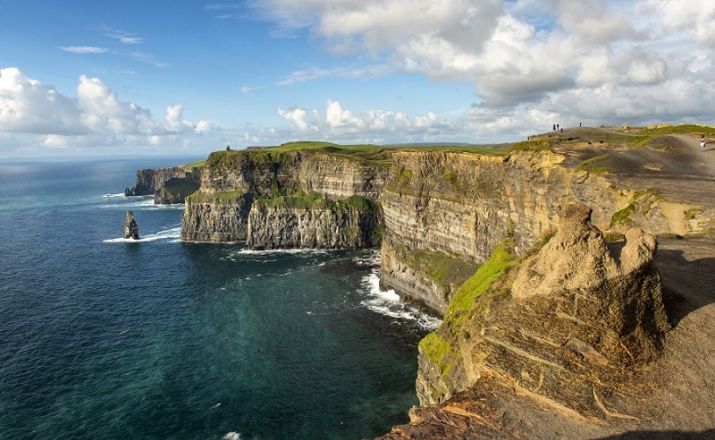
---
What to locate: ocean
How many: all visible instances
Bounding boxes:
[0,158,439,440]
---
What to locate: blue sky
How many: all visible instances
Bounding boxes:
[1,0,714,157]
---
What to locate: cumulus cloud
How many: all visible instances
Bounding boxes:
[0,67,86,135]
[277,99,455,141]
[639,0,715,47]
[252,0,715,129]
[0,67,214,154]
[164,103,212,134]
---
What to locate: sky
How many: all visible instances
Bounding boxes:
[1,0,714,157]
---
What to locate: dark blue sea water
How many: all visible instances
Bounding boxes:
[0,159,439,440]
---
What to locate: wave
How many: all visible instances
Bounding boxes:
[103,227,181,243]
[360,271,442,331]
[98,195,184,210]
[236,248,328,256]
[222,433,241,440]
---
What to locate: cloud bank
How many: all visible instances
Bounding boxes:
[253,0,715,136]
[0,67,213,155]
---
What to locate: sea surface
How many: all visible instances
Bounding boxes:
[0,158,439,440]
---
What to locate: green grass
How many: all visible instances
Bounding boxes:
[610,189,661,227]
[416,241,517,401]
[576,154,612,174]
[183,159,206,169]
[510,139,551,152]
[258,141,393,167]
[397,145,509,156]
[386,168,414,193]
[601,124,715,149]
[419,333,455,374]
[186,190,244,203]
[610,200,636,227]
[206,141,508,172]
[255,192,377,212]
[444,241,517,329]
[442,171,459,188]
[637,124,715,137]
[392,244,476,294]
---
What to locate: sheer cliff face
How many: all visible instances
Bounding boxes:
[180,150,388,246]
[377,151,629,315]
[125,167,190,196]
[181,147,701,305]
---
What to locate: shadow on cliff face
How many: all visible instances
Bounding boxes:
[597,429,715,439]
[654,244,715,328]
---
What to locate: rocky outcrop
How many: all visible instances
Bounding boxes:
[124,211,139,239]
[409,204,668,423]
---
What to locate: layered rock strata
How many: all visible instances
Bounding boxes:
[180,150,389,247]
[125,166,200,203]
[378,149,696,315]
[125,167,188,196]
[381,204,670,438]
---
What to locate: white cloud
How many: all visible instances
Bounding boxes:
[639,0,715,46]
[59,46,108,54]
[0,67,85,135]
[128,52,169,68]
[164,103,212,134]
[101,26,144,45]
[0,67,215,155]
[277,64,390,85]
[278,107,309,130]
[251,0,715,129]
[276,99,454,141]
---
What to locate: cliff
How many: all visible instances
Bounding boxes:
[377,143,703,315]
[130,127,715,438]
[125,166,200,204]
[180,146,389,246]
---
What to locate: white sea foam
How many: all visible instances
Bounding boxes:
[222,433,241,440]
[236,248,328,256]
[99,195,184,210]
[360,266,442,331]
[103,227,182,243]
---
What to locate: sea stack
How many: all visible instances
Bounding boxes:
[124,211,140,240]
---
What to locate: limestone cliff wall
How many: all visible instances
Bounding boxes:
[377,150,696,314]
[125,167,190,197]
[181,150,389,246]
[246,201,381,249]
[181,195,251,242]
